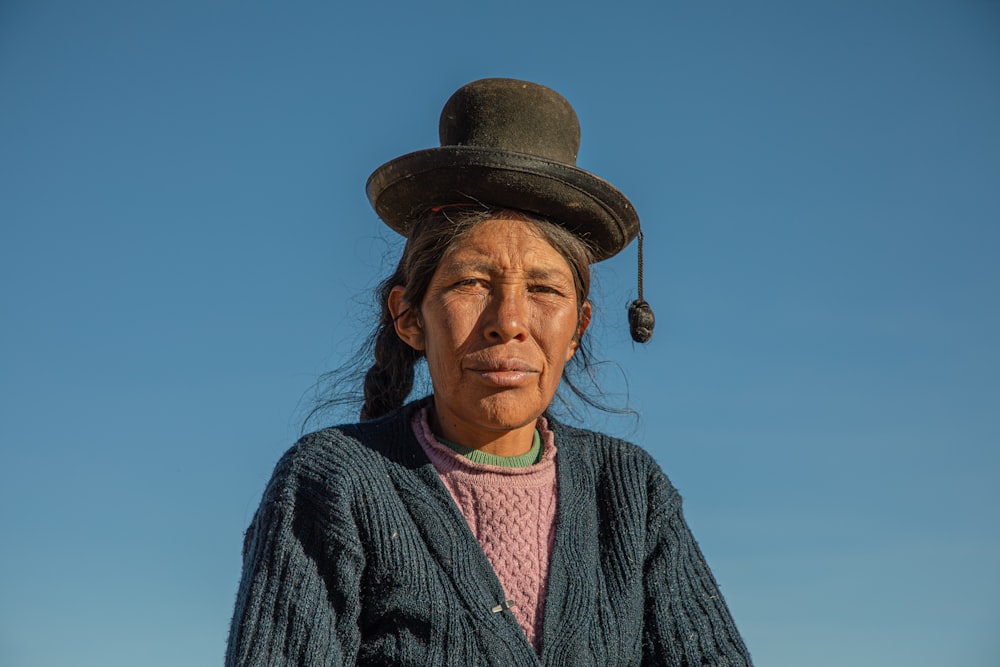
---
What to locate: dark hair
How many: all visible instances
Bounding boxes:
[306,206,621,426]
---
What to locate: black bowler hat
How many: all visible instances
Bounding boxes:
[365,77,654,342]
[366,78,640,262]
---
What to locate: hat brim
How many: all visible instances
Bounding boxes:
[366,146,639,262]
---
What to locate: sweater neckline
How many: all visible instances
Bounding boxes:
[437,428,543,467]
[412,406,557,479]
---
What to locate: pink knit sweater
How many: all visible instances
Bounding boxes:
[412,408,558,652]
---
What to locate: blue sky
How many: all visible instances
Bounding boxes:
[1,1,998,665]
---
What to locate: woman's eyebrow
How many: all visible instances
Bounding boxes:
[523,267,569,281]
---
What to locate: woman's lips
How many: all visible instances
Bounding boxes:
[467,360,538,387]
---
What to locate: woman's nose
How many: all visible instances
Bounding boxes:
[485,289,528,342]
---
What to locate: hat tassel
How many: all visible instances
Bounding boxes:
[628,229,655,343]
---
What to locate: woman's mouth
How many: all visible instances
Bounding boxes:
[468,361,537,387]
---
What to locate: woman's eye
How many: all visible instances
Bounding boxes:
[529,284,560,295]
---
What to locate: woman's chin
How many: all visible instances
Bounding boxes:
[433,388,549,435]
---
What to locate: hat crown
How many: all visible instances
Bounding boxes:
[367,76,640,263]
[439,78,581,164]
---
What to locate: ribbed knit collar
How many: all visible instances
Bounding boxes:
[438,428,542,467]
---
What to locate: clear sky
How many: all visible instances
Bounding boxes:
[1,1,998,665]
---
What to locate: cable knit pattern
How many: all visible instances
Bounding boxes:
[226,398,753,666]
[412,408,557,651]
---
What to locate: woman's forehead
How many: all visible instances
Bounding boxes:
[439,219,574,274]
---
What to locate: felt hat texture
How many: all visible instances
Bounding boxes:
[366,78,640,261]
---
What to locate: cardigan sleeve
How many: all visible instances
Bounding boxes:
[641,471,753,666]
[225,446,366,667]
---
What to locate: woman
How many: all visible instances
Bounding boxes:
[226,78,752,666]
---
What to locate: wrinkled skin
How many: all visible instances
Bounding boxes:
[390,218,590,456]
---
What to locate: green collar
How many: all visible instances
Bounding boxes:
[438,429,543,467]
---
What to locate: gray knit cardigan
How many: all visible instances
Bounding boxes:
[226,400,752,666]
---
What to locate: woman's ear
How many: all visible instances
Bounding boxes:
[567,301,592,359]
[388,286,425,351]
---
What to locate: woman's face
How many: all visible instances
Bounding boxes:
[390,217,590,449]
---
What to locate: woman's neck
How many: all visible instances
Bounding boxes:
[428,404,538,457]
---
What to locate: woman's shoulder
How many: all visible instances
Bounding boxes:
[549,418,684,516]
[549,419,660,467]
[264,402,425,497]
